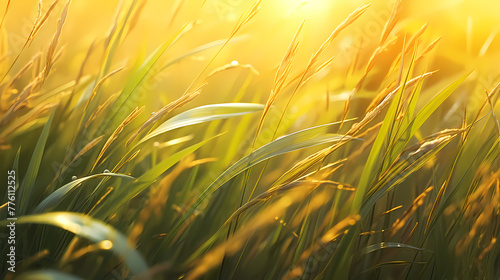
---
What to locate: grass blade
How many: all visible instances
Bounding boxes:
[362,242,425,255]
[16,270,84,280]
[3,212,149,276]
[139,103,264,144]
[33,173,134,214]
[166,123,360,244]
[19,111,55,215]
[351,52,416,213]
[91,135,218,219]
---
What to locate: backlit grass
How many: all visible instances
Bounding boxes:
[0,0,499,279]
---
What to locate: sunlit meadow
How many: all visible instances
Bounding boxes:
[0,0,499,279]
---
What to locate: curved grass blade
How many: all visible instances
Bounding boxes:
[165,123,360,244]
[3,212,149,276]
[362,134,457,216]
[33,173,135,214]
[390,72,470,160]
[91,135,219,219]
[160,37,247,71]
[404,72,470,138]
[16,270,84,280]
[362,242,425,255]
[139,103,264,144]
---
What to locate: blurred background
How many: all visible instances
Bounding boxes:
[3,0,499,111]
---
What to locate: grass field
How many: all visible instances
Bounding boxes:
[0,0,499,279]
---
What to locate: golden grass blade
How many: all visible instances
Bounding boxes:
[406,23,428,54]
[274,4,370,137]
[126,84,204,146]
[310,4,370,67]
[207,61,260,78]
[356,35,398,91]
[254,19,305,144]
[103,0,124,48]
[380,0,401,45]
[0,0,10,29]
[128,154,214,245]
[0,75,44,125]
[7,52,41,88]
[284,214,360,279]
[112,149,140,173]
[415,37,441,64]
[349,71,437,136]
[391,186,433,237]
[223,179,354,229]
[0,0,45,83]
[185,192,301,280]
[3,212,149,276]
[84,66,125,112]
[125,0,148,37]
[48,135,105,187]
[0,102,58,140]
[29,0,60,46]
[92,106,144,171]
[44,0,70,79]
[182,0,263,95]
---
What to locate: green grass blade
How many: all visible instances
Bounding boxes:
[362,242,425,255]
[108,22,193,126]
[362,135,456,216]
[139,103,264,144]
[19,111,55,215]
[100,0,139,76]
[91,136,218,219]
[166,123,359,244]
[13,146,21,191]
[16,270,84,280]
[33,173,135,214]
[3,212,149,276]
[383,75,425,170]
[351,57,415,213]
[400,72,470,140]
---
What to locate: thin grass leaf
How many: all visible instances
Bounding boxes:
[19,111,54,215]
[16,270,84,280]
[44,0,70,79]
[0,0,10,29]
[254,19,305,143]
[362,134,458,217]
[108,22,193,126]
[159,37,247,71]
[13,146,21,191]
[91,135,218,219]
[127,85,203,146]
[138,103,264,144]
[4,212,149,276]
[397,72,471,143]
[84,66,125,112]
[100,0,139,75]
[165,123,360,245]
[33,173,134,214]
[351,51,416,212]
[92,106,144,171]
